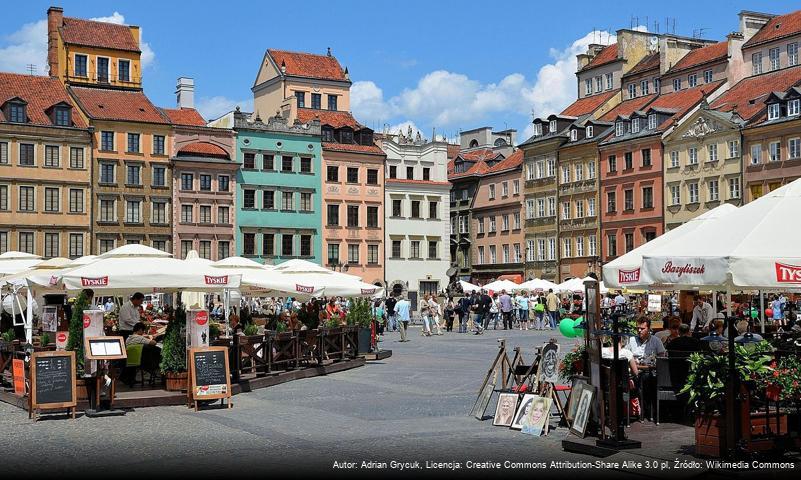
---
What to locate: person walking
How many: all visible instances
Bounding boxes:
[419,294,432,336]
[517,291,530,331]
[489,293,500,330]
[429,294,444,335]
[458,293,472,333]
[473,290,490,334]
[444,297,456,332]
[385,295,398,332]
[394,295,411,342]
[546,288,560,330]
[499,290,513,330]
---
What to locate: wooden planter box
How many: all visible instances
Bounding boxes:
[164,371,188,391]
[695,411,789,457]
[76,378,90,401]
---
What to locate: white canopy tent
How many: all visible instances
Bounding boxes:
[458,280,481,294]
[517,278,560,293]
[556,276,609,295]
[603,203,738,289]
[482,279,521,293]
[0,251,43,276]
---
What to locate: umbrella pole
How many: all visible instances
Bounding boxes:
[726,289,731,319]
[759,290,765,334]
[224,288,230,337]
[25,288,33,345]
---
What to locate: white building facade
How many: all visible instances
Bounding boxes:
[380,129,451,302]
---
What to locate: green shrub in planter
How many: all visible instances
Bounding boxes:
[244,323,259,336]
[66,291,90,373]
[40,332,51,347]
[160,307,187,374]
[346,298,373,328]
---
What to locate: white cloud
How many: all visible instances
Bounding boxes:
[0,12,155,74]
[196,96,254,121]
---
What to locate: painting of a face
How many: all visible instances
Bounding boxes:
[539,342,560,384]
[493,393,518,427]
[520,395,552,437]
[511,394,537,430]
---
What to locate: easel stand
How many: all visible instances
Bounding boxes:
[470,339,514,419]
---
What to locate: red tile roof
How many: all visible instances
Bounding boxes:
[68,86,168,124]
[177,142,229,158]
[447,144,461,160]
[386,178,451,187]
[560,90,618,117]
[623,53,660,77]
[600,94,657,121]
[647,81,726,129]
[486,149,523,174]
[297,108,361,129]
[448,149,519,180]
[667,41,728,74]
[322,142,384,155]
[268,49,347,81]
[743,10,801,48]
[580,44,619,72]
[161,108,206,126]
[711,66,801,122]
[60,17,140,52]
[460,148,499,162]
[0,73,87,128]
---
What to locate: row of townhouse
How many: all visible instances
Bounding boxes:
[0,7,454,299]
[448,8,801,285]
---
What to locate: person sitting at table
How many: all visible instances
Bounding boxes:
[655,316,682,345]
[126,322,157,347]
[666,324,701,358]
[701,318,727,353]
[602,336,639,376]
[627,317,666,360]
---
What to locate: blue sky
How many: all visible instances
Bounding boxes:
[2,0,799,142]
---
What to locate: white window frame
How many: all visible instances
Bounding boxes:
[537,239,545,261]
[789,137,801,160]
[789,43,799,67]
[670,150,679,168]
[576,236,584,257]
[688,73,698,87]
[788,99,800,116]
[631,118,640,133]
[670,185,680,206]
[648,114,657,130]
[589,235,597,256]
[673,78,681,91]
[767,103,780,120]
[588,197,596,216]
[615,122,625,137]
[728,140,740,158]
[751,144,762,164]
[628,83,636,99]
[688,147,698,165]
[708,179,719,202]
[606,73,613,90]
[563,238,572,258]
[704,69,713,83]
[769,141,781,162]
[570,129,577,141]
[641,79,649,95]
[728,177,741,199]
[688,183,699,204]
[549,120,557,133]
[752,52,763,75]
[585,79,592,95]
[769,47,780,71]
[707,144,718,162]
[588,161,596,179]
[586,125,593,138]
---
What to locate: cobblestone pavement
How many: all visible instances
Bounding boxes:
[0,325,796,478]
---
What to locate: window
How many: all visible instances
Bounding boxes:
[322,128,334,142]
[648,114,657,130]
[641,148,651,167]
[282,234,293,256]
[477,246,485,264]
[489,217,496,232]
[152,166,166,187]
[548,239,555,261]
[728,140,740,158]
[328,243,339,265]
[44,145,59,167]
[752,52,763,75]
[19,143,34,166]
[199,205,212,224]
[218,175,230,192]
[459,215,469,234]
[299,157,312,173]
[670,150,679,168]
[300,235,316,258]
[641,79,649,96]
[546,159,555,177]
[8,103,26,123]
[585,79,592,95]
[673,78,681,91]
[262,154,274,170]
[99,199,115,222]
[411,200,420,218]
[532,123,542,136]
[328,95,338,111]
[615,122,625,138]
[769,47,780,71]
[768,103,780,120]
[688,147,698,165]
[596,76,603,92]
[347,205,359,227]
[570,129,577,141]
[576,199,584,217]
[243,153,255,169]
[586,125,593,138]
[263,190,274,209]
[513,179,520,195]
[348,244,360,264]
[409,241,421,259]
[281,191,293,210]
[347,167,358,183]
[218,241,230,260]
[588,197,596,216]
[196,240,211,260]
[295,91,305,108]
[218,206,229,224]
[490,245,497,264]
[708,180,719,201]
[642,186,653,209]
[263,234,275,257]
[750,184,764,200]
[364,168,379,185]
[101,131,115,151]
[243,233,255,256]
[406,166,414,180]
[548,197,556,216]
[181,173,193,190]
[625,233,634,253]
[729,177,741,199]
[607,191,616,212]
[489,184,495,199]
[341,130,354,143]
[624,189,633,211]
[769,141,781,162]
[561,166,570,184]
[311,93,321,109]
[562,201,571,220]
[536,199,545,217]
[513,212,521,229]
[688,183,699,203]
[125,200,141,223]
[74,54,87,77]
[243,189,255,209]
[391,240,402,259]
[628,83,636,99]
[389,166,397,179]
[152,202,166,224]
[427,240,438,260]
[688,73,697,87]
[428,201,438,219]
[502,214,510,231]
[153,135,165,155]
[576,236,584,257]
[704,69,713,83]
[127,164,141,185]
[670,185,680,205]
[69,188,83,213]
[0,142,7,164]
[588,161,595,179]
[44,233,59,258]
[751,144,762,164]
[0,185,6,211]
[631,118,640,134]
[281,155,293,172]
[326,165,338,182]
[69,233,83,258]
[549,120,557,132]
[118,59,130,82]
[19,186,34,211]
[391,199,403,218]
[418,167,429,181]
[44,187,59,212]
[18,232,34,254]
[654,78,661,93]
[790,138,801,159]
[300,192,312,212]
[606,73,613,89]
[789,99,800,116]
[53,107,70,126]
[624,152,633,170]
[708,144,718,162]
[127,133,140,153]
[589,235,597,256]
[503,244,510,263]
[367,206,379,227]
[99,239,115,254]
[537,239,546,261]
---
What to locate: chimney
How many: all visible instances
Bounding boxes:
[47,7,63,77]
[176,77,195,109]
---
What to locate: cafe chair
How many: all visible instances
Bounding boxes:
[655,356,690,425]
[125,343,145,387]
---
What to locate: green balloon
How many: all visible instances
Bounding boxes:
[559,318,576,338]
[750,308,758,319]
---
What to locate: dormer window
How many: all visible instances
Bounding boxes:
[768,103,781,120]
[339,129,354,144]
[586,126,593,138]
[322,127,334,142]
[789,99,800,116]
[570,129,577,141]
[628,84,636,99]
[648,114,657,130]
[533,123,542,136]
[549,120,557,133]
[615,122,625,137]
[631,118,640,134]
[53,106,71,127]
[7,102,26,123]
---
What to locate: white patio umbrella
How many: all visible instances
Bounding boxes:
[603,203,738,288]
[458,280,481,294]
[0,251,43,276]
[182,250,209,309]
[58,244,241,294]
[240,259,384,299]
[482,279,520,293]
[557,276,608,295]
[517,278,559,293]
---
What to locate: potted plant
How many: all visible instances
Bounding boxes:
[0,329,15,352]
[681,340,775,456]
[244,323,260,336]
[559,343,586,379]
[346,297,373,354]
[160,307,187,391]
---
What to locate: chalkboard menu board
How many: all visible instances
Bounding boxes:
[189,347,231,410]
[31,351,76,419]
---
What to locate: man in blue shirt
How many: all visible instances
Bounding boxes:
[394,295,411,342]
